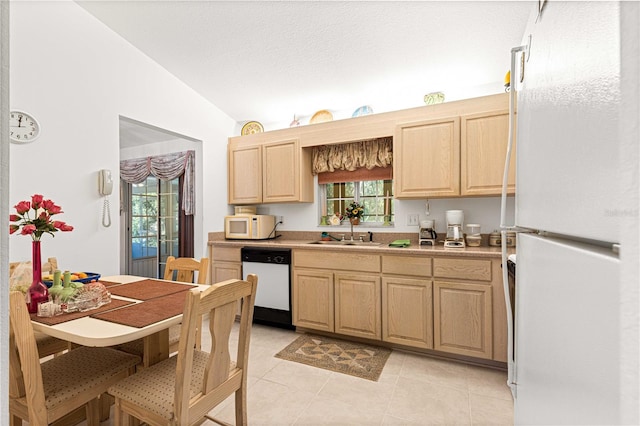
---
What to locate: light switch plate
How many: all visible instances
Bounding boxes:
[407,214,419,226]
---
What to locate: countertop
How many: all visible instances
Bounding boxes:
[208,232,513,259]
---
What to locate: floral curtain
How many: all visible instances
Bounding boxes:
[312,137,392,175]
[120,150,195,215]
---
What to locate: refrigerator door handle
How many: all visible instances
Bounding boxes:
[500,44,529,398]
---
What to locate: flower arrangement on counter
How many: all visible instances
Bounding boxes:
[9,194,74,240]
[345,201,364,220]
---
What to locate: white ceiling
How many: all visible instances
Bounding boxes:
[77,1,534,134]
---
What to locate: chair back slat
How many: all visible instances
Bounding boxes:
[203,301,236,393]
[10,257,58,274]
[163,256,209,284]
[172,275,257,425]
[8,291,48,425]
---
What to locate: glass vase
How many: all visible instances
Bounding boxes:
[27,240,49,313]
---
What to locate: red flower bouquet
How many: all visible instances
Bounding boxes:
[9,194,73,313]
[10,194,73,241]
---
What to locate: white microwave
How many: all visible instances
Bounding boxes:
[225,215,276,240]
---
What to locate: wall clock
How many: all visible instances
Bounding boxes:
[9,110,41,143]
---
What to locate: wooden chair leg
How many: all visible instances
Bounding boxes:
[50,406,86,426]
[113,397,123,426]
[100,392,114,421]
[9,414,22,426]
[86,398,100,426]
[235,387,247,426]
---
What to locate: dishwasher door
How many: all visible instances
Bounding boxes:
[241,247,293,329]
[242,261,290,311]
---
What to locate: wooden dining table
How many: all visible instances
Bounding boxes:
[30,275,206,367]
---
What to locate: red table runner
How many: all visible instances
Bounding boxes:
[106,279,197,301]
[90,291,191,328]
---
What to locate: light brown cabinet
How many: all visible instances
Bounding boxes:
[381,255,433,349]
[288,247,507,364]
[461,110,515,196]
[382,276,433,349]
[394,104,514,199]
[228,145,262,205]
[292,250,380,338]
[212,261,242,283]
[292,269,334,332]
[433,257,493,359]
[433,281,493,359]
[227,138,313,205]
[209,246,242,283]
[334,273,381,340]
[394,117,460,198]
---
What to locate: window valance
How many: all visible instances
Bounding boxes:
[312,137,392,174]
[120,150,195,215]
[312,137,393,183]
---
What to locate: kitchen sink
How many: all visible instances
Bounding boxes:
[307,240,382,246]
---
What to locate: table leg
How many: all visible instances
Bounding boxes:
[142,329,170,367]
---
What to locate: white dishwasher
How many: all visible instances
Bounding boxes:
[241,247,293,329]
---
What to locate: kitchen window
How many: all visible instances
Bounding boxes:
[321,179,393,224]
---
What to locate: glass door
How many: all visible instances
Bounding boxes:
[129,176,180,278]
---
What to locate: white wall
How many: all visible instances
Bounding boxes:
[258,182,515,237]
[8,1,513,277]
[9,1,235,275]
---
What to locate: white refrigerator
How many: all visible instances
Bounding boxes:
[501,2,636,424]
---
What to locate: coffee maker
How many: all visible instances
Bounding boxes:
[444,210,465,248]
[419,220,437,246]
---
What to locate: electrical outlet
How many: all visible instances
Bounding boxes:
[276,215,284,224]
[407,214,419,226]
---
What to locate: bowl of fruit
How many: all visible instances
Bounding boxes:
[42,272,101,287]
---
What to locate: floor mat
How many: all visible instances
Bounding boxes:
[275,334,391,381]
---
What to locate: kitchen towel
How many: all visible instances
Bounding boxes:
[388,239,411,247]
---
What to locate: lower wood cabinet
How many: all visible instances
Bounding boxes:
[382,276,433,349]
[212,261,242,283]
[288,248,507,364]
[292,269,334,332]
[209,246,242,283]
[334,273,381,340]
[433,280,493,359]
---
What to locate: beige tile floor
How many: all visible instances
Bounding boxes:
[97,321,514,425]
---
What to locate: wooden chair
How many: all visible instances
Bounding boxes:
[163,256,209,285]
[9,257,70,359]
[164,256,209,353]
[8,291,141,426]
[118,256,210,359]
[108,275,258,426]
[9,256,58,277]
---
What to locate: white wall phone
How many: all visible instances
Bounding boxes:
[98,169,112,227]
[98,169,113,196]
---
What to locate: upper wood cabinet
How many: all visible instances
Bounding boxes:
[393,96,513,199]
[228,144,262,204]
[461,110,515,196]
[394,117,460,198]
[228,138,313,204]
[228,93,513,203]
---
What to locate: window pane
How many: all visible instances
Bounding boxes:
[344,182,355,197]
[321,179,394,224]
[158,177,180,274]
